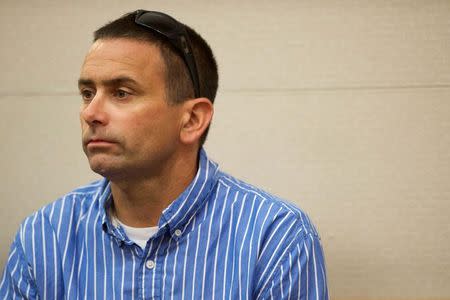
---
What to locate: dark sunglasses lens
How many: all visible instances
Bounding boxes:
[137,12,179,35]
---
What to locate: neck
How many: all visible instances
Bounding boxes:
[110,149,199,227]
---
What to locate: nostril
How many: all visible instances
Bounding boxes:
[81,100,107,125]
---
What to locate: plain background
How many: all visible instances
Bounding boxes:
[1,1,449,299]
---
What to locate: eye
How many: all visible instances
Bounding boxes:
[115,89,130,99]
[80,89,95,102]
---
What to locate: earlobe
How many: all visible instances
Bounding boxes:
[180,98,213,145]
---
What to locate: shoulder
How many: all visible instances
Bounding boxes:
[16,179,108,246]
[215,173,328,298]
[216,171,320,239]
[34,179,105,223]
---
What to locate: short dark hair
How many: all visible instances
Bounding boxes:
[93,11,218,145]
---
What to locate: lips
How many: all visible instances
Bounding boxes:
[84,136,117,148]
[87,139,115,144]
[89,139,112,143]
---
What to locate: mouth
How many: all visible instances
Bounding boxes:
[86,138,116,147]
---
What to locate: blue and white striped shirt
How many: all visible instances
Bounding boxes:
[1,149,328,299]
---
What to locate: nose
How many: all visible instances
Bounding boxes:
[80,92,109,126]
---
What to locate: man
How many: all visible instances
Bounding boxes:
[0,10,328,299]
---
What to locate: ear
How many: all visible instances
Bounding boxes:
[180,98,214,145]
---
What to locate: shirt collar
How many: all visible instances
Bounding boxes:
[158,148,219,236]
[99,148,219,241]
[99,182,131,245]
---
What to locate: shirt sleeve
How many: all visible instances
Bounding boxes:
[0,231,38,299]
[255,230,329,300]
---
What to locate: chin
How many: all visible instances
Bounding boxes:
[89,163,110,177]
[89,160,134,182]
[88,157,116,177]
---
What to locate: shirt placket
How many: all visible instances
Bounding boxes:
[137,232,168,299]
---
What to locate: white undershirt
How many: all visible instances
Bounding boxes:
[115,218,158,250]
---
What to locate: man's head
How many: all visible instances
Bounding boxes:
[79,11,217,180]
[93,10,218,145]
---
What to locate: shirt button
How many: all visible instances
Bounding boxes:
[146,260,155,270]
[174,229,182,237]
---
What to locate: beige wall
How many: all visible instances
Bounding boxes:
[1,1,449,299]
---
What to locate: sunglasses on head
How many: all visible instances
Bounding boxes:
[135,10,201,99]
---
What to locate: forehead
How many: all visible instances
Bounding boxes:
[80,38,165,83]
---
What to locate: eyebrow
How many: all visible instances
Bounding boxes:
[77,76,140,88]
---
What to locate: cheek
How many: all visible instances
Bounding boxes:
[79,112,84,125]
[124,114,160,144]
[80,119,88,134]
[132,107,169,132]
[123,105,182,144]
